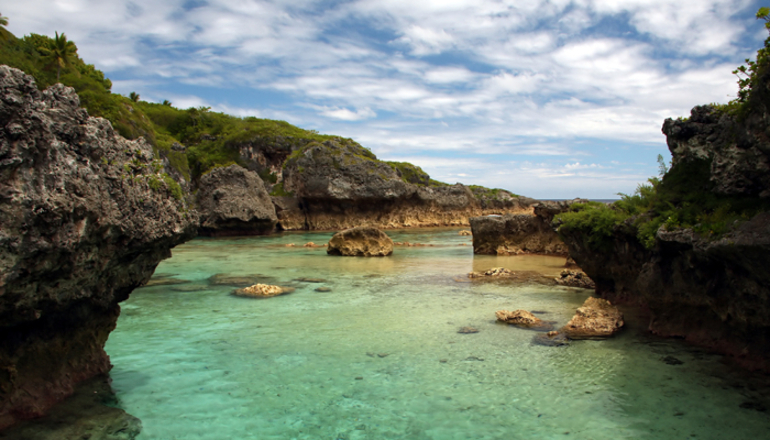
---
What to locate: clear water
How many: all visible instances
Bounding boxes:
[105,228,770,440]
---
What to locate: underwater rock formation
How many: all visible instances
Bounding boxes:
[560,297,624,339]
[327,226,394,256]
[196,164,278,236]
[470,200,586,255]
[0,66,197,429]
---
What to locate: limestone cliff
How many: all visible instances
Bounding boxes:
[557,101,770,369]
[276,138,533,230]
[0,66,198,428]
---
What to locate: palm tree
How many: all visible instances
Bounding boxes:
[38,31,77,82]
[129,92,140,102]
[0,13,8,41]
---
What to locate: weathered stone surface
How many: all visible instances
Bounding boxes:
[232,284,295,298]
[470,200,586,255]
[196,164,277,236]
[560,297,624,339]
[0,66,197,429]
[458,230,472,236]
[554,270,596,289]
[495,310,554,331]
[468,267,513,278]
[327,226,394,256]
[276,138,535,230]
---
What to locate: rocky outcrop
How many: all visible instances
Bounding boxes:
[0,66,197,429]
[470,200,586,255]
[559,101,770,368]
[559,297,624,339]
[495,310,553,331]
[196,164,277,236]
[554,270,596,289]
[327,226,394,256]
[274,138,535,230]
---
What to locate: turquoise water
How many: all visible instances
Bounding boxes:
[105,228,770,440]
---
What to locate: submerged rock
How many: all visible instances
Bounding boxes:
[495,310,554,331]
[232,284,295,298]
[196,164,278,236]
[468,267,513,278]
[208,274,274,287]
[0,66,197,429]
[554,270,596,289]
[458,326,480,334]
[327,226,394,256]
[560,297,624,339]
[532,331,570,347]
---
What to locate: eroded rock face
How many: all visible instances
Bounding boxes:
[469,200,586,255]
[560,297,624,339]
[0,66,198,429]
[277,138,536,230]
[327,226,394,256]
[196,164,277,236]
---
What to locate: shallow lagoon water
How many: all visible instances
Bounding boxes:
[105,228,770,440]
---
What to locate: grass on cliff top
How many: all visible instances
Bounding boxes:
[556,159,770,250]
[469,185,519,199]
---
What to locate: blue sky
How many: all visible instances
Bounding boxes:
[3,0,766,198]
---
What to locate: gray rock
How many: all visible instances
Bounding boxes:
[196,164,278,236]
[0,65,197,428]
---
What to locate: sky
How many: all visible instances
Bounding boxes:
[3,0,767,198]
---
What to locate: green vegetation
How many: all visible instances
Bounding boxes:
[38,31,77,82]
[385,161,430,185]
[469,185,518,199]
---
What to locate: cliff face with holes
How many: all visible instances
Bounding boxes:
[559,100,770,370]
[0,66,197,429]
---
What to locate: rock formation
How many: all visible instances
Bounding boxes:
[196,164,278,236]
[495,310,553,331]
[327,226,394,256]
[0,66,197,429]
[554,270,596,289]
[559,297,624,339]
[272,138,534,230]
[470,200,586,255]
[558,101,770,367]
[232,284,295,298]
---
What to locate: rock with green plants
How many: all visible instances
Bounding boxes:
[553,14,770,369]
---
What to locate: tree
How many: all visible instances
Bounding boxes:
[0,13,8,41]
[38,31,77,82]
[129,91,140,102]
[162,99,172,106]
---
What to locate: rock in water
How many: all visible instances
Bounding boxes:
[554,270,596,289]
[560,297,624,339]
[327,226,394,256]
[0,66,198,429]
[196,164,278,236]
[495,310,554,331]
[232,284,295,298]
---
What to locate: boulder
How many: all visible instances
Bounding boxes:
[196,164,278,236]
[554,270,596,289]
[327,227,394,256]
[560,297,624,339]
[468,267,513,278]
[495,310,554,331]
[0,66,197,429]
[232,284,295,298]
